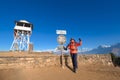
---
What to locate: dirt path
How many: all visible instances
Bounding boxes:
[0,65,120,80]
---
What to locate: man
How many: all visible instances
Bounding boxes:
[64,38,82,73]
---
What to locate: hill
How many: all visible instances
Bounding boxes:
[84,43,120,55]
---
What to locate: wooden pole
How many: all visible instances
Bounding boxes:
[61,45,64,68]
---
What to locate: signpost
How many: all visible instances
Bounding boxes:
[56,30,67,35]
[57,35,66,45]
[56,30,66,68]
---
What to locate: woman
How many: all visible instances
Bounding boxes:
[64,38,82,73]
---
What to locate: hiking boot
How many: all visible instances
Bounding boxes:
[73,68,77,73]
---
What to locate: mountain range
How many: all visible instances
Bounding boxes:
[38,43,120,56]
[83,43,120,55]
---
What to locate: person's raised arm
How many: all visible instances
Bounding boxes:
[76,38,82,46]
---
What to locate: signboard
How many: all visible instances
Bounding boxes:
[57,45,64,50]
[57,35,66,45]
[56,30,66,35]
[56,30,67,68]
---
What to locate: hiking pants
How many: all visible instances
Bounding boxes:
[70,53,78,70]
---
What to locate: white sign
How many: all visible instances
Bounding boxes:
[56,30,66,35]
[57,45,64,50]
[57,35,66,45]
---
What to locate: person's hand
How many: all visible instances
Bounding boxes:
[79,38,82,41]
[63,46,67,50]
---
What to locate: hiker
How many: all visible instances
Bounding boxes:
[64,38,82,73]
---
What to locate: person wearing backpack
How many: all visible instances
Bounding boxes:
[64,38,82,73]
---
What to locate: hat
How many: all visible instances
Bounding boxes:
[70,38,75,41]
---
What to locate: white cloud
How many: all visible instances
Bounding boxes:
[78,48,92,52]
[34,47,92,54]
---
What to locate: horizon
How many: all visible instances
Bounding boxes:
[0,0,120,51]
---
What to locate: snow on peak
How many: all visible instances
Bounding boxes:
[99,45,111,48]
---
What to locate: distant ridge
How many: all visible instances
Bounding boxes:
[84,43,120,55]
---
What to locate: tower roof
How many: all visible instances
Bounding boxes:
[19,20,30,23]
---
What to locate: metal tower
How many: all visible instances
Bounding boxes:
[10,20,33,51]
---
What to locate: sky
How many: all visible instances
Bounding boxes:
[0,0,120,51]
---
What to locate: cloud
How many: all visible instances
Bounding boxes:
[78,48,92,52]
[34,47,92,54]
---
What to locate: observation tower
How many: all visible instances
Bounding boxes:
[10,20,33,51]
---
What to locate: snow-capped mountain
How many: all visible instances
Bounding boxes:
[84,43,120,54]
[98,45,111,48]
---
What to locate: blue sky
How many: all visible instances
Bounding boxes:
[0,0,120,51]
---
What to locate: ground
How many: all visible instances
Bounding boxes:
[0,64,120,80]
